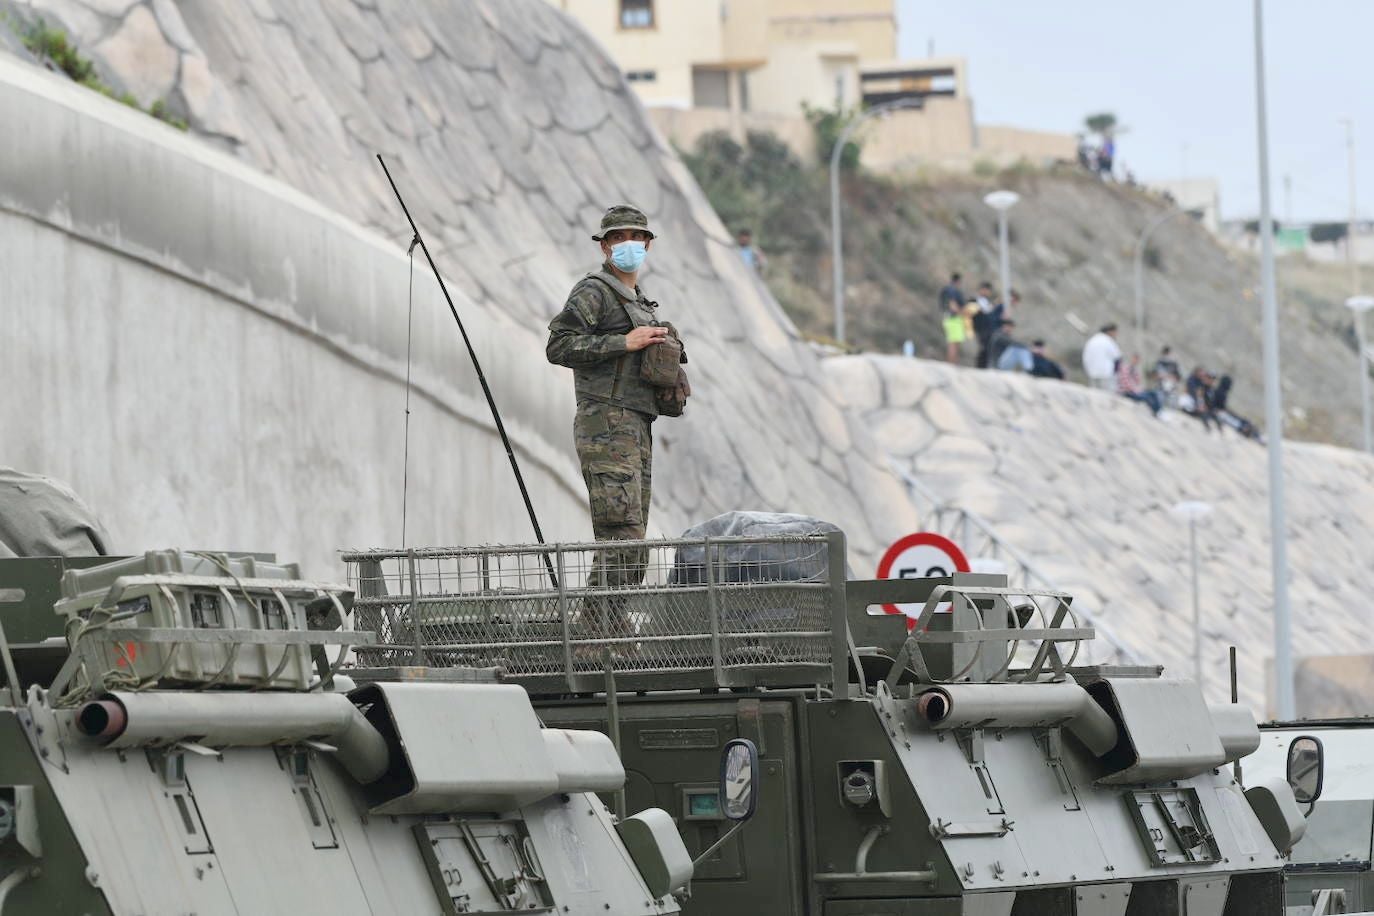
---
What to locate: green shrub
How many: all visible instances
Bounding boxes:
[149,98,188,130]
[12,17,188,131]
[21,18,96,84]
[802,103,861,170]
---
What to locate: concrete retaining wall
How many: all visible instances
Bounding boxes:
[0,55,590,575]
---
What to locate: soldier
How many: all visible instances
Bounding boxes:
[546,205,686,635]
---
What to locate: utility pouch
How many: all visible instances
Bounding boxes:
[639,321,683,387]
[655,366,691,418]
[640,320,689,417]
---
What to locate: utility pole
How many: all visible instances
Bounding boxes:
[1283,173,1292,225]
[1252,0,1295,720]
[984,190,1020,311]
[1342,118,1359,296]
[1133,208,1188,343]
[1347,295,1374,453]
[1172,501,1213,694]
[830,98,921,345]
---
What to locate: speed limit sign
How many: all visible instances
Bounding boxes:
[875,532,970,619]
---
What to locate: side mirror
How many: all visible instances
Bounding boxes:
[690,739,760,872]
[720,738,759,822]
[1287,735,1324,806]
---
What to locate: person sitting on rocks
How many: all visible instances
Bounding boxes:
[1152,345,1182,407]
[1116,354,1162,415]
[1029,340,1065,379]
[1153,345,1181,385]
[1211,375,1262,440]
[1181,367,1219,431]
[994,320,1034,372]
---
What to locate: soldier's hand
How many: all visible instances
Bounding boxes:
[625,326,669,351]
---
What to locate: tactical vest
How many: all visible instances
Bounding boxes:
[572,269,661,418]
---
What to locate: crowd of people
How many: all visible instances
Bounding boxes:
[935,273,1260,440]
[938,273,1066,378]
[1080,326,1262,438]
[939,276,1066,384]
[1076,133,1115,181]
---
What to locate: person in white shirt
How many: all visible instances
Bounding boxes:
[1081,323,1121,390]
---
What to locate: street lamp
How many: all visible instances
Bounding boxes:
[983,190,1020,310]
[1252,0,1294,720]
[1346,294,1374,452]
[1133,207,1189,343]
[830,98,922,345]
[1171,500,1213,693]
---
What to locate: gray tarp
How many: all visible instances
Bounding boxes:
[0,467,110,557]
[670,510,846,585]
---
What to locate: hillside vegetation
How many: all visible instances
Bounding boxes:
[682,130,1367,448]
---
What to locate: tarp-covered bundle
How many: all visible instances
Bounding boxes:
[670,510,846,585]
[0,468,109,557]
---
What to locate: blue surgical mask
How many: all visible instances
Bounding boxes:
[609,240,647,272]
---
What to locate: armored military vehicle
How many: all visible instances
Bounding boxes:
[1248,720,1374,915]
[344,529,1307,916]
[0,548,728,914]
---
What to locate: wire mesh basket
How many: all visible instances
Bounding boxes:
[340,533,845,693]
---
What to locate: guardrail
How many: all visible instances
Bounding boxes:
[340,534,848,694]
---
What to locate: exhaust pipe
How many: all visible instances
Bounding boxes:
[76,691,391,784]
[916,683,1119,757]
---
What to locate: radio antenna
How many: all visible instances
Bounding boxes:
[376,154,557,588]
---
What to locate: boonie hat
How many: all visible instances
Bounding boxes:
[592,204,656,241]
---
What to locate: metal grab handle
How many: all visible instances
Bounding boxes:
[813,824,939,885]
[0,866,40,915]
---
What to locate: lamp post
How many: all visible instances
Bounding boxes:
[830,98,922,345]
[1252,0,1294,720]
[983,190,1020,309]
[1341,118,1358,297]
[1133,208,1189,343]
[1346,295,1374,452]
[1171,500,1214,692]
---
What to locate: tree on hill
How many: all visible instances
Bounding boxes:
[680,129,820,250]
[802,104,863,170]
[1309,222,1349,245]
[1084,112,1118,136]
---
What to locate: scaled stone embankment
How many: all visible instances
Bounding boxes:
[826,354,1374,713]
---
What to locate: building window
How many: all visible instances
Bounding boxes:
[626,70,657,83]
[620,0,653,29]
[692,67,729,109]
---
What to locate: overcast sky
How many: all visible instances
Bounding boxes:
[895,0,1373,223]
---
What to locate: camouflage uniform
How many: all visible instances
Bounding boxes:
[547,209,684,634]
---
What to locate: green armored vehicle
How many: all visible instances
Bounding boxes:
[344,528,1307,916]
[0,547,734,914]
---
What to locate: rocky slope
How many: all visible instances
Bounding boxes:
[683,133,1369,450]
